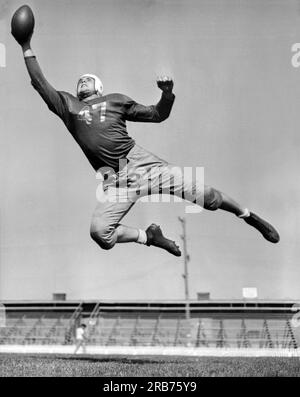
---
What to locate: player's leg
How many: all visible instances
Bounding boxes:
[91,202,181,255]
[82,341,87,354]
[206,188,280,243]
[115,224,165,247]
[90,183,180,255]
[157,164,279,243]
[91,166,148,248]
[115,224,139,243]
[91,150,182,256]
[212,191,246,216]
[127,163,182,256]
[74,341,81,354]
[90,196,137,250]
[203,187,280,243]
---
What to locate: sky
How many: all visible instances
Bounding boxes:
[0,0,300,301]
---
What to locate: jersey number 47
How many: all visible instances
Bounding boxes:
[78,102,107,125]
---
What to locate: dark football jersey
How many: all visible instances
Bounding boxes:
[24,56,175,171]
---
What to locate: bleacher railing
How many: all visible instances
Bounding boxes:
[0,303,299,349]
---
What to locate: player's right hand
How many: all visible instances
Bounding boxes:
[11,5,35,48]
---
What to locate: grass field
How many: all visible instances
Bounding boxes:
[0,354,299,377]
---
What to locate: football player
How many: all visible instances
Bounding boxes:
[12,13,280,258]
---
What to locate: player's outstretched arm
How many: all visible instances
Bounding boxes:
[125,76,175,123]
[11,5,65,117]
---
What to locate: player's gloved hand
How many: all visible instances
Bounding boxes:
[157,76,174,95]
[19,31,33,52]
[11,5,35,50]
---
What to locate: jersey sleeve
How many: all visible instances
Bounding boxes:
[24,56,67,119]
[123,92,175,123]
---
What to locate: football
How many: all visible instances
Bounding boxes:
[11,5,35,45]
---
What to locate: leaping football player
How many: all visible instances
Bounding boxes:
[11,6,280,258]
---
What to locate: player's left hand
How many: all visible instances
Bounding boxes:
[157,76,174,94]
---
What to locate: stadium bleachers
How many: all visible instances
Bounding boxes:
[0,301,299,349]
[0,305,80,345]
[0,315,71,345]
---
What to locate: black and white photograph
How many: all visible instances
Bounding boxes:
[0,0,300,379]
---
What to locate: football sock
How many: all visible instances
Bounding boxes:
[238,208,250,218]
[137,229,147,244]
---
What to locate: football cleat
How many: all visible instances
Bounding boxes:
[243,212,280,243]
[146,224,182,257]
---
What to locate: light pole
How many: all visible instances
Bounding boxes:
[178,216,190,320]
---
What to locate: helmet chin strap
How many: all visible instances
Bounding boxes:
[78,89,98,100]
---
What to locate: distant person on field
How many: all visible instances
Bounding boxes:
[74,324,87,354]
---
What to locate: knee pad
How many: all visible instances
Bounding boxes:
[203,188,223,211]
[90,223,116,250]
